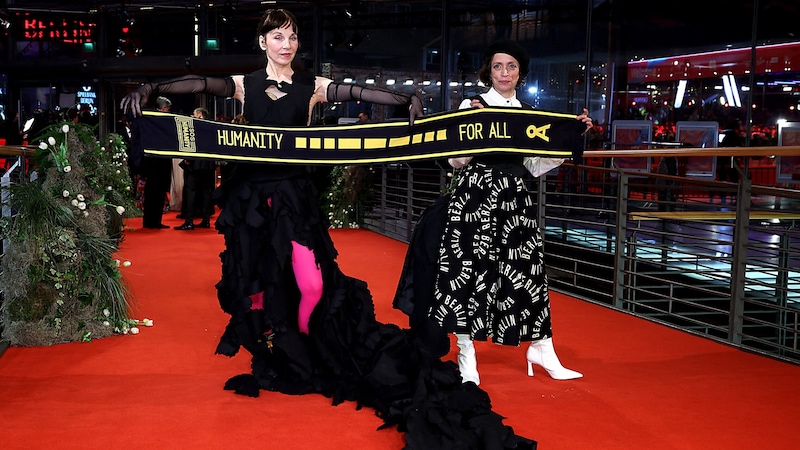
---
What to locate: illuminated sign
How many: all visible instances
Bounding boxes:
[20,15,96,44]
[77,86,97,108]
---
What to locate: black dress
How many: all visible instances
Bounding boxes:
[395,94,553,347]
[212,69,536,449]
[430,156,552,346]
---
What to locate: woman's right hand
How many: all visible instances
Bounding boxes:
[120,84,152,118]
[469,98,485,109]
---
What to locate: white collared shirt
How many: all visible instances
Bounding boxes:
[457,87,521,110]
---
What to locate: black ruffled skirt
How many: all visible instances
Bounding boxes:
[210,172,536,449]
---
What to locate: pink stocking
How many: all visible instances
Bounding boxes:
[292,241,323,334]
[249,291,264,310]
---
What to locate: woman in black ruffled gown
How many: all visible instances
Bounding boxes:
[121,9,535,449]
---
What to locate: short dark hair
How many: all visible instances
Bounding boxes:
[256,9,298,42]
[194,107,209,119]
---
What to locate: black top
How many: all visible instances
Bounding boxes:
[243,69,315,127]
[231,69,317,180]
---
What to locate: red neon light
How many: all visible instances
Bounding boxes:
[21,16,96,44]
[628,41,800,83]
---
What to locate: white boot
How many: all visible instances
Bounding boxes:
[456,333,480,385]
[526,337,582,380]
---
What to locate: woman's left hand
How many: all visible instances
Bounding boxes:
[576,108,593,133]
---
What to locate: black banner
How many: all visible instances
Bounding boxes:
[136,107,585,165]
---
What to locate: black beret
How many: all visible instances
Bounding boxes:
[484,40,530,70]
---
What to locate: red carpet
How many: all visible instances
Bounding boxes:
[1,211,798,449]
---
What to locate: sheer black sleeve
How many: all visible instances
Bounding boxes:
[120,75,236,117]
[326,82,424,124]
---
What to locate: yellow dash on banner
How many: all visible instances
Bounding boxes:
[389,136,411,147]
[436,130,447,140]
[364,138,387,149]
[296,137,307,149]
[424,131,435,142]
[338,138,362,150]
[324,138,336,149]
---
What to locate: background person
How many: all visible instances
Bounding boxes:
[140,96,173,228]
[174,107,216,230]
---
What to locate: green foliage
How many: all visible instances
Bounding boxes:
[442,167,463,196]
[0,121,137,346]
[322,165,373,229]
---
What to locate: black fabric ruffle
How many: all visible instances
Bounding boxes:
[211,173,536,449]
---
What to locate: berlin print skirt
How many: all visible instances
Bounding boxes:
[430,163,554,346]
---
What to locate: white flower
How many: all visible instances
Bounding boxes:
[38,141,48,150]
[83,211,89,217]
[77,202,86,210]
[63,166,71,172]
[106,186,113,191]
[140,318,154,327]
[130,327,140,335]
[126,186,131,191]
[115,169,120,174]
[77,194,85,201]
[71,199,79,206]
[122,327,129,334]
[114,259,121,267]
[62,190,70,197]
[61,124,70,133]
[101,146,106,151]
[48,136,56,146]
[103,321,110,327]
[122,261,131,267]
[103,308,110,317]
[116,206,125,215]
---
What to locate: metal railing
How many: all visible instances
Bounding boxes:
[362,150,800,364]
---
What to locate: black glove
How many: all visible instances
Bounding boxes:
[120,75,236,117]
[326,82,424,125]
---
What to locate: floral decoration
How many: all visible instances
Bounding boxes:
[0,121,141,346]
[322,165,373,229]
